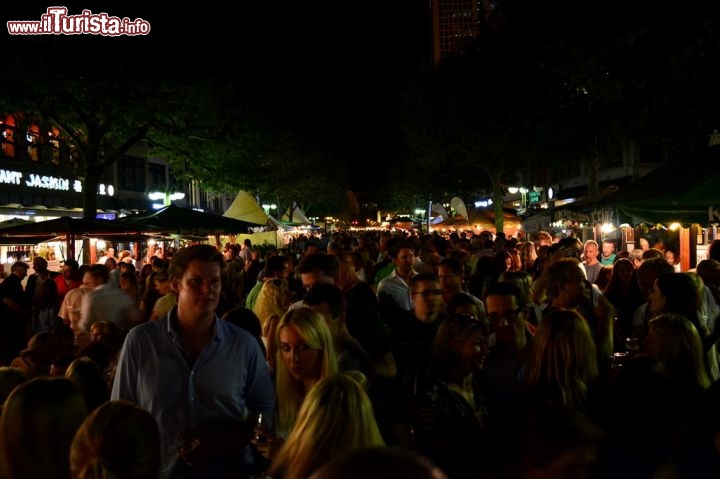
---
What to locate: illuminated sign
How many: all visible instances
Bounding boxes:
[0,168,114,195]
[25,173,70,190]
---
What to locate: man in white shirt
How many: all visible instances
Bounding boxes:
[239,238,253,264]
[58,281,92,349]
[377,237,418,312]
[98,247,117,265]
[79,264,141,340]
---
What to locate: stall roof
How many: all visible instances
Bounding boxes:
[118,204,257,235]
[550,151,720,226]
[223,191,270,226]
[0,216,155,244]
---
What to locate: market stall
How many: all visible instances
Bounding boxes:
[0,216,157,272]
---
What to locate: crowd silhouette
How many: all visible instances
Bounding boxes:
[1,231,720,478]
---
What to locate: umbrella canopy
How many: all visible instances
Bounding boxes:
[0,218,34,229]
[118,204,257,235]
[0,216,156,246]
[0,216,152,241]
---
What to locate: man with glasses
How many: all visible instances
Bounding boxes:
[387,272,444,447]
[479,282,533,415]
[437,256,484,316]
[478,281,536,469]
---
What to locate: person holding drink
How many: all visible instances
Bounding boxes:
[112,245,275,478]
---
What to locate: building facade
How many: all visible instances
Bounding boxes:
[0,113,231,223]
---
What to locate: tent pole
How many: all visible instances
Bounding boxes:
[67,234,75,262]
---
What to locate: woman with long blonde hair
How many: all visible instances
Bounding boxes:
[274,307,336,432]
[646,313,710,390]
[268,372,384,479]
[253,307,337,460]
[523,308,599,413]
[645,312,712,478]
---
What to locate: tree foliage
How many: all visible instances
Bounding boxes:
[0,28,349,220]
[147,78,349,218]
[0,33,169,219]
[397,29,563,230]
[397,1,720,228]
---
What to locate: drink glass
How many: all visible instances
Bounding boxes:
[611,352,627,370]
[248,411,271,479]
[625,337,640,355]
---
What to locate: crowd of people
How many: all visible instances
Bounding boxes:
[2,229,720,478]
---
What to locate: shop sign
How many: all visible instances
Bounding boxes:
[709,206,720,222]
[0,167,113,195]
[0,167,70,191]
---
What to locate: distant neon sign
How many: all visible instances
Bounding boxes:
[0,167,113,195]
[25,172,70,190]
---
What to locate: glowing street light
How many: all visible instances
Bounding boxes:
[147,184,185,207]
[262,203,277,215]
[507,186,529,213]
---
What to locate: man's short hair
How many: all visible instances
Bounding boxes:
[438,257,463,276]
[168,244,225,280]
[637,256,674,276]
[296,253,339,277]
[264,255,287,277]
[64,259,80,271]
[641,248,664,261]
[33,257,48,268]
[87,264,110,283]
[11,261,29,273]
[545,257,584,298]
[304,283,347,319]
[485,281,523,303]
[225,244,240,255]
[387,237,414,259]
[410,272,439,289]
[119,262,136,273]
[304,241,320,252]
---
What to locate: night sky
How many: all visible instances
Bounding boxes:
[4,3,430,191]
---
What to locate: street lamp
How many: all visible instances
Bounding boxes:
[147,184,185,207]
[262,203,277,216]
[507,186,528,213]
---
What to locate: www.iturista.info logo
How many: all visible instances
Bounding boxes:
[7,7,151,36]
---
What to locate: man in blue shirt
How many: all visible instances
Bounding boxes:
[112,244,275,478]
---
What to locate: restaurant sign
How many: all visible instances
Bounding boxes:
[0,167,114,196]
